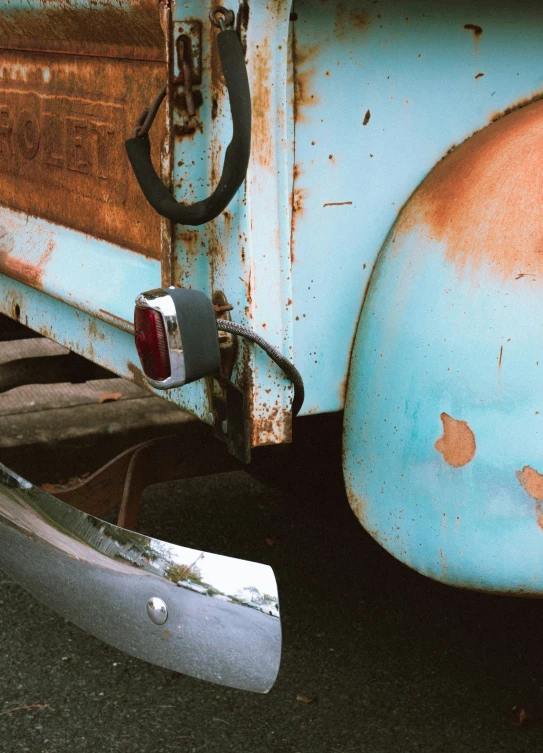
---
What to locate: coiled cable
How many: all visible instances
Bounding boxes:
[216,320,305,417]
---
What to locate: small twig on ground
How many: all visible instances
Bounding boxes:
[0,704,53,717]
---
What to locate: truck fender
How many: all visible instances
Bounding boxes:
[343,97,543,595]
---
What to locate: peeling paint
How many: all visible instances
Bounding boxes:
[251,37,274,169]
[0,225,58,289]
[435,413,476,467]
[395,99,543,282]
[0,251,43,288]
[517,466,543,530]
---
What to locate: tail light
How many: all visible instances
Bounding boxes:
[134,306,171,383]
[134,288,220,390]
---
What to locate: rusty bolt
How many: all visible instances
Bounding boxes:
[214,303,234,314]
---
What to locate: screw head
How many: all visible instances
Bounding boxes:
[147,597,168,626]
[207,412,217,427]
[221,420,228,435]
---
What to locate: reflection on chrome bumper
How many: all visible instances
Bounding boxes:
[0,463,281,693]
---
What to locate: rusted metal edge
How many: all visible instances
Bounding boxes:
[0,269,136,337]
[0,43,166,63]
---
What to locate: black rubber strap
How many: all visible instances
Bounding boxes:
[125,28,251,226]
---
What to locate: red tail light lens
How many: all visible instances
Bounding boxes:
[134,306,171,382]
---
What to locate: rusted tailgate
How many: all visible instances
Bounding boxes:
[0,0,167,259]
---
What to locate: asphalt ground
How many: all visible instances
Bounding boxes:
[1,417,543,753]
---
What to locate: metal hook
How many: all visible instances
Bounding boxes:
[125,6,251,227]
[132,85,167,139]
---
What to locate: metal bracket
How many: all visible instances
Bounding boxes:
[54,435,238,531]
[213,379,251,464]
[171,21,203,117]
[174,20,202,85]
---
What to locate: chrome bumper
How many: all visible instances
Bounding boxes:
[0,463,281,693]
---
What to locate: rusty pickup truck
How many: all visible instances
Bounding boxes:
[1,0,543,693]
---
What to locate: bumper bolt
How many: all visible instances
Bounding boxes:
[147,597,168,626]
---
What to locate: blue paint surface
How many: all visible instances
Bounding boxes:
[0,274,210,418]
[3,0,543,449]
[343,98,543,593]
[291,0,543,414]
[0,208,161,332]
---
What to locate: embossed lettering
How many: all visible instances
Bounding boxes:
[66,117,91,175]
[15,110,40,159]
[42,114,64,168]
[0,107,13,155]
[92,121,115,180]
[0,89,124,203]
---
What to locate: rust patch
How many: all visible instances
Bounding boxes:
[0,225,15,255]
[334,1,348,37]
[0,225,57,289]
[252,402,293,448]
[87,318,105,342]
[292,35,320,125]
[178,230,200,257]
[99,309,134,332]
[334,3,370,38]
[0,3,165,61]
[291,162,306,258]
[338,376,348,404]
[0,251,43,288]
[517,466,543,530]
[363,109,371,126]
[435,413,476,467]
[464,23,483,37]
[40,239,55,267]
[475,72,484,79]
[489,92,543,123]
[0,44,166,259]
[498,345,503,369]
[517,466,543,501]
[463,23,483,53]
[395,98,543,281]
[292,187,307,216]
[173,124,197,139]
[126,360,150,390]
[235,0,250,51]
[173,87,204,117]
[351,11,370,30]
[222,210,232,234]
[294,68,319,122]
[251,37,273,169]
